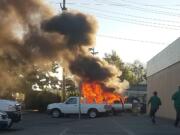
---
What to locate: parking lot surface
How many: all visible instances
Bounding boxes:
[0,112,180,135]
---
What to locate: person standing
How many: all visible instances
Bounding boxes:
[172,86,180,127]
[148,91,162,124]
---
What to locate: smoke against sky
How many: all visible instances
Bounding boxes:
[42,12,97,48]
[51,0,179,63]
[0,0,128,95]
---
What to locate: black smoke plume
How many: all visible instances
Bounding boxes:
[69,55,114,82]
[42,12,97,49]
[0,0,128,95]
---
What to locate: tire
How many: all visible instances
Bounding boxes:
[8,120,13,128]
[112,108,117,116]
[88,109,98,118]
[51,109,61,118]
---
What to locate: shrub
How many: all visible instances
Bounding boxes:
[25,91,61,112]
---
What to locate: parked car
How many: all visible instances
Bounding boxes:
[0,111,12,129]
[47,96,112,118]
[0,99,21,127]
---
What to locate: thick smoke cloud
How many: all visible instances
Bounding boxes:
[69,55,115,82]
[0,0,128,96]
[42,12,97,48]
[0,0,54,94]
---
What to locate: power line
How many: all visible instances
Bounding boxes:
[64,0,180,8]
[99,0,180,7]
[97,34,167,45]
[64,2,180,24]
[77,5,180,27]
[53,1,180,17]
[95,0,180,17]
[97,14,180,30]
[71,5,180,30]
[53,1,180,16]
[118,0,180,11]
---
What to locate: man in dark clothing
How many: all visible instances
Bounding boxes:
[148,91,162,124]
[172,86,180,127]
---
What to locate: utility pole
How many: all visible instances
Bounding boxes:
[89,48,98,56]
[60,0,67,11]
[62,67,66,101]
[59,0,67,102]
[78,82,82,119]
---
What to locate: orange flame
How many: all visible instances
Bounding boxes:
[81,82,124,104]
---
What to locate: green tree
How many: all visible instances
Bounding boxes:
[104,51,124,70]
[22,64,62,111]
[121,64,137,85]
[104,51,146,85]
[65,78,78,97]
[129,60,147,84]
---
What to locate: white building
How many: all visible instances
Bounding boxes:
[147,38,180,119]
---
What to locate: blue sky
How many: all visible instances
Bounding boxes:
[46,0,180,63]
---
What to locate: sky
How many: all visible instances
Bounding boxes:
[46,0,180,64]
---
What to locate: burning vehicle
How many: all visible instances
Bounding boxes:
[47,82,131,118]
[47,96,112,118]
[0,0,129,117]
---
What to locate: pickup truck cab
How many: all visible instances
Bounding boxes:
[0,99,21,127]
[47,96,112,118]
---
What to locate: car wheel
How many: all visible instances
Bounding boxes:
[8,120,13,128]
[112,108,117,116]
[88,109,98,118]
[51,109,61,118]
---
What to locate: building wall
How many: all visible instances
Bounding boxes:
[147,38,180,119]
[147,38,180,77]
[147,62,180,119]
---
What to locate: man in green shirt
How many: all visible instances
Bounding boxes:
[172,86,180,127]
[148,91,162,124]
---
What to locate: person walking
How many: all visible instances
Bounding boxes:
[148,91,162,124]
[172,86,180,127]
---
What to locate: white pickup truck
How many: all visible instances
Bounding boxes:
[47,96,112,118]
[0,99,21,128]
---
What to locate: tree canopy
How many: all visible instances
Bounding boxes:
[104,51,146,85]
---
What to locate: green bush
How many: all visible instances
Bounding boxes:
[25,91,61,112]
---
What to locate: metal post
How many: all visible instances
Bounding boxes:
[62,67,66,101]
[63,0,66,9]
[78,82,82,119]
[89,48,98,56]
[60,0,67,11]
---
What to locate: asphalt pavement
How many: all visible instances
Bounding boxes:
[0,112,180,135]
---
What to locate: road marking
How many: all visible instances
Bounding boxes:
[59,128,69,135]
[110,118,136,135]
